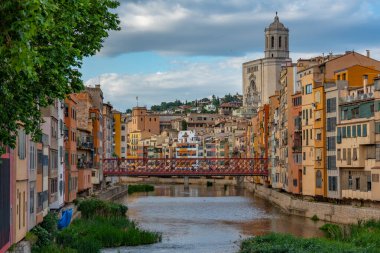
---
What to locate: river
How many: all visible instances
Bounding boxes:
[103,184,325,253]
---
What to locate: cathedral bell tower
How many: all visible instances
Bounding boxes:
[264,12,289,59]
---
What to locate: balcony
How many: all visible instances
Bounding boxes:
[77,161,93,169]
[78,141,94,150]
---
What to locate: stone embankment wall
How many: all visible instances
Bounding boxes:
[97,184,129,201]
[246,182,380,224]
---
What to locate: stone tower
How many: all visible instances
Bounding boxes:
[264,13,289,59]
[240,13,291,118]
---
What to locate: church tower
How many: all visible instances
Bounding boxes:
[264,13,289,59]
[241,13,291,118]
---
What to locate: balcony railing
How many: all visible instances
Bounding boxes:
[77,161,93,169]
[78,141,94,150]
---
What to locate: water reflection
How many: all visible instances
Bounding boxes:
[103,184,325,253]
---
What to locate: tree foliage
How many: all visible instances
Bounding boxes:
[0,0,120,152]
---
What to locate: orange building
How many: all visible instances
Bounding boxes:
[90,108,103,186]
[128,107,159,135]
[64,95,78,203]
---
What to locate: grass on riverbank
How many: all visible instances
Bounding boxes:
[128,184,154,194]
[239,220,380,253]
[30,199,161,253]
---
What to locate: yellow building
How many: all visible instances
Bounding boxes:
[129,130,151,158]
[112,111,129,158]
[313,83,327,196]
[334,65,380,86]
[300,64,320,196]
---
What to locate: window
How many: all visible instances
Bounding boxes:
[337,149,341,160]
[353,148,357,160]
[328,176,337,191]
[348,174,353,189]
[327,156,336,170]
[327,117,336,132]
[315,91,321,103]
[337,74,341,81]
[352,125,357,137]
[342,127,347,138]
[342,73,346,80]
[303,167,306,175]
[376,144,380,161]
[310,109,312,118]
[271,36,274,48]
[121,136,125,142]
[343,148,346,160]
[337,127,342,143]
[279,36,282,48]
[327,137,336,151]
[363,124,367,137]
[373,174,380,183]
[357,125,361,137]
[316,170,322,188]
[30,186,35,214]
[327,98,336,113]
[121,125,125,131]
[376,122,380,134]
[355,178,360,190]
[347,126,351,138]
[367,175,372,191]
[18,129,26,160]
[305,84,312,94]
[29,143,36,170]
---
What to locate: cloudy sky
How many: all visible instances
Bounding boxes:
[83,0,380,111]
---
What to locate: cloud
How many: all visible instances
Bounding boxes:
[86,56,250,110]
[100,0,380,57]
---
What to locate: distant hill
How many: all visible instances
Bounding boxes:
[147,93,242,113]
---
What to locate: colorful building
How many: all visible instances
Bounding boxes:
[64,95,78,203]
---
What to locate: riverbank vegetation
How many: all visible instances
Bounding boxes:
[240,219,380,253]
[128,184,154,194]
[28,199,161,253]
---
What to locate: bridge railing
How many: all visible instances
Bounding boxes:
[103,158,268,176]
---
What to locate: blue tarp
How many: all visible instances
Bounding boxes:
[58,208,73,230]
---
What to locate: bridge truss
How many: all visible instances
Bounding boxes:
[103,158,268,177]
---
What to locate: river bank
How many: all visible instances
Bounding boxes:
[246,183,380,224]
[119,176,380,224]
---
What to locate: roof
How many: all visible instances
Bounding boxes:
[265,13,288,31]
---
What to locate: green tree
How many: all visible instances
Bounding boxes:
[181,120,188,131]
[0,0,120,153]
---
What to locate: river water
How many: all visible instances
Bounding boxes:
[103,184,325,253]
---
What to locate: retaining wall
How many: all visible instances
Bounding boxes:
[246,182,380,224]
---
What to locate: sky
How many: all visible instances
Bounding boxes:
[82,0,380,111]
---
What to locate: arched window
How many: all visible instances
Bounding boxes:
[316,170,322,188]
[285,37,288,50]
[271,36,274,48]
[279,36,282,48]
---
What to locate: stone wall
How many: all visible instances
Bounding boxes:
[246,182,380,224]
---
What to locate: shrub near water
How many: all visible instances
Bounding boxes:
[128,184,154,194]
[240,220,380,253]
[54,199,161,253]
[77,198,128,219]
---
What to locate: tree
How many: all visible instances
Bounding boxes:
[181,120,188,131]
[0,0,120,153]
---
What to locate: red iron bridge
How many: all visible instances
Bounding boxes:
[103,158,268,177]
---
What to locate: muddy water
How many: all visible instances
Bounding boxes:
[103,184,325,253]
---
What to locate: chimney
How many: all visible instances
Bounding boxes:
[366,50,370,58]
[95,84,101,89]
[363,75,368,93]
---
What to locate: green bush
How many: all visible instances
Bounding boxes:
[241,220,380,253]
[30,226,53,252]
[56,215,161,252]
[128,184,154,194]
[40,212,58,235]
[78,198,127,219]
